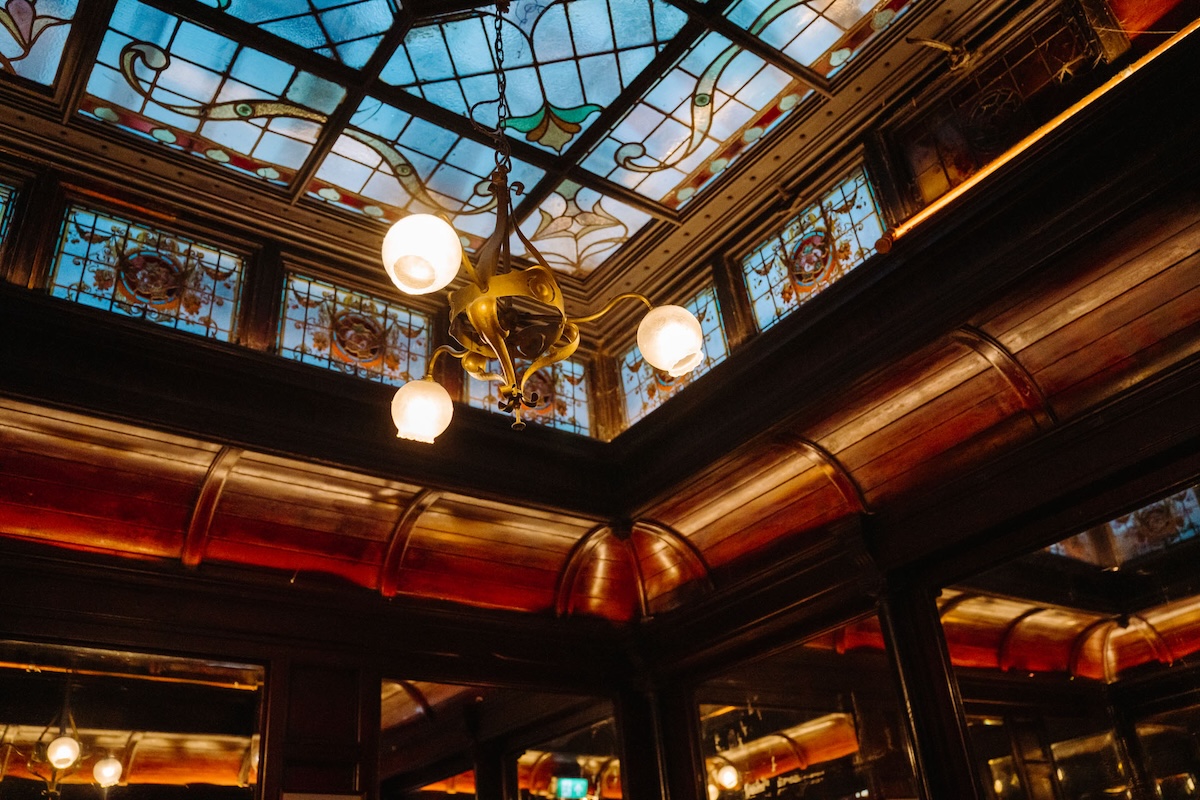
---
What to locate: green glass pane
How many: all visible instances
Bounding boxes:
[0,0,78,87]
[279,273,431,386]
[82,0,346,186]
[742,166,883,333]
[620,285,727,426]
[197,0,400,68]
[49,205,245,341]
[466,358,591,436]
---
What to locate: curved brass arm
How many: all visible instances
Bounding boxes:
[567,292,652,325]
[423,344,467,379]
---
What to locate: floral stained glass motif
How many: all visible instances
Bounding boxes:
[310,96,544,248]
[279,274,431,386]
[49,205,244,340]
[0,183,15,247]
[1049,484,1200,568]
[512,179,652,276]
[197,0,400,69]
[584,0,912,209]
[82,0,346,185]
[466,358,591,436]
[620,284,727,426]
[742,166,883,333]
[380,0,688,154]
[0,0,77,86]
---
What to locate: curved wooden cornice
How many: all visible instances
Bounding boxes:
[953,325,1057,430]
[777,433,871,515]
[396,679,435,721]
[996,607,1045,671]
[554,523,620,618]
[635,519,714,591]
[379,489,443,598]
[181,447,243,569]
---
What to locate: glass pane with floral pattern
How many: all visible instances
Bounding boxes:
[82,0,346,186]
[466,358,591,436]
[49,205,244,340]
[0,183,15,247]
[381,0,688,154]
[279,273,431,386]
[742,166,883,333]
[196,0,400,69]
[0,0,78,87]
[309,96,544,249]
[511,179,652,276]
[620,284,727,426]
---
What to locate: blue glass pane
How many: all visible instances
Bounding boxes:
[512,180,652,276]
[49,205,244,341]
[620,285,727,426]
[82,0,346,186]
[0,0,78,87]
[197,0,400,68]
[466,358,591,436]
[0,183,15,248]
[309,95,544,251]
[381,0,687,153]
[279,273,431,386]
[742,166,883,332]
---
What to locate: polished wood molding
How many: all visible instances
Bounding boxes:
[379,489,443,598]
[952,325,1057,430]
[778,433,872,515]
[182,446,243,569]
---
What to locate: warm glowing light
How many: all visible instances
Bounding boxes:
[93,757,123,787]
[46,736,81,770]
[381,214,462,295]
[707,784,719,800]
[637,305,704,377]
[392,379,454,443]
[715,764,740,790]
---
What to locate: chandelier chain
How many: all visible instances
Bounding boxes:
[493,4,511,169]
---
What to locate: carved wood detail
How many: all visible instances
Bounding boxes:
[182,446,243,569]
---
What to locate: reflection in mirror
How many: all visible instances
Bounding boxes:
[940,480,1200,800]
[0,640,263,800]
[696,613,918,800]
[381,679,615,800]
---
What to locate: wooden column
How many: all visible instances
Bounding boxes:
[615,684,702,800]
[281,662,372,798]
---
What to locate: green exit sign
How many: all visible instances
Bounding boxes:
[557,778,589,799]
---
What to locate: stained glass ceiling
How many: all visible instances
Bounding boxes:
[1,0,914,277]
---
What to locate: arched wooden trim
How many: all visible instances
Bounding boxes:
[182,446,242,569]
[1068,617,1113,678]
[778,434,871,514]
[773,731,810,771]
[396,679,435,721]
[936,591,979,619]
[1129,613,1176,665]
[1101,619,1121,684]
[553,523,619,617]
[379,489,442,598]
[997,607,1045,671]
[620,522,651,620]
[953,325,1057,430]
[635,518,714,590]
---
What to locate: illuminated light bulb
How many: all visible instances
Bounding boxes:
[707,784,719,800]
[46,736,81,770]
[391,379,454,443]
[715,764,739,790]
[637,305,704,377]
[93,757,123,787]
[381,214,462,295]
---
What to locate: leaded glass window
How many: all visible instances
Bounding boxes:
[0,183,15,248]
[620,285,727,426]
[83,0,346,185]
[0,0,78,87]
[49,205,244,340]
[197,0,400,69]
[466,359,591,436]
[279,274,431,386]
[742,166,883,333]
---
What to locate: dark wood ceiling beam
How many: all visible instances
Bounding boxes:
[379,489,444,598]
[953,325,1057,430]
[181,446,243,569]
[660,0,834,98]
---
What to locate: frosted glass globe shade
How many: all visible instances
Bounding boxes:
[47,736,81,769]
[93,757,123,787]
[381,214,462,295]
[392,380,454,444]
[637,305,704,377]
[715,764,740,790]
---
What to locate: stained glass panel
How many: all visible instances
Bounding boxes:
[310,96,543,248]
[742,166,883,333]
[0,0,78,87]
[381,0,688,154]
[197,0,400,68]
[511,180,652,276]
[0,183,15,248]
[466,359,591,436]
[279,274,431,386]
[49,205,244,340]
[620,284,727,426]
[82,0,346,185]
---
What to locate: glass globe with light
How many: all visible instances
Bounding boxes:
[381,213,463,296]
[637,304,705,377]
[715,763,740,790]
[46,735,81,770]
[391,379,455,443]
[93,756,123,787]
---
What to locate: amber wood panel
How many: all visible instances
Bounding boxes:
[557,528,640,621]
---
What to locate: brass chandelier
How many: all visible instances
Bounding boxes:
[381,2,704,443]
